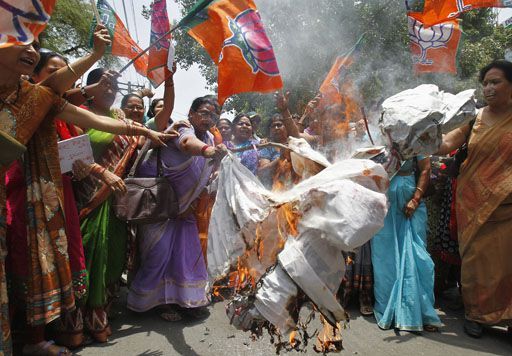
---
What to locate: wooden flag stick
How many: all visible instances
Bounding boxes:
[89,0,102,24]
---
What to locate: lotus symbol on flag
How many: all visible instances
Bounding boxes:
[408,17,454,65]
[222,9,280,76]
[0,0,51,45]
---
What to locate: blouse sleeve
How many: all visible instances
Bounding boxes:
[35,84,68,116]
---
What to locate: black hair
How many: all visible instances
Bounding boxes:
[479,60,512,83]
[231,112,251,128]
[147,98,164,118]
[202,94,221,114]
[121,93,143,109]
[216,118,231,127]
[87,67,106,85]
[266,113,283,130]
[190,96,218,113]
[33,51,68,75]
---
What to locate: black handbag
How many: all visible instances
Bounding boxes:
[112,139,179,224]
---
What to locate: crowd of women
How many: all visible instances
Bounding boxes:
[0,24,511,355]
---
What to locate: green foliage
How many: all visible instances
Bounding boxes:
[42,0,120,69]
[173,0,511,118]
[41,0,92,56]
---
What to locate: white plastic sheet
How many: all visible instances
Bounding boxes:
[380,84,477,159]
[208,154,389,332]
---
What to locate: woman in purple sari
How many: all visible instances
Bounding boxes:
[127,96,224,321]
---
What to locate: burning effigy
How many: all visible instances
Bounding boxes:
[207,85,477,352]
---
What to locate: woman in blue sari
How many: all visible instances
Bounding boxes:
[371,156,442,332]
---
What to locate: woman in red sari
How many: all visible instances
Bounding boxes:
[0,39,174,355]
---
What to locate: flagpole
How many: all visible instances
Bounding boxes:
[119,0,215,74]
[89,0,102,24]
[119,25,179,74]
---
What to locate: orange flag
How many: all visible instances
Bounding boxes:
[92,0,149,80]
[180,0,283,105]
[413,0,510,27]
[318,35,364,124]
[0,0,57,48]
[408,13,462,74]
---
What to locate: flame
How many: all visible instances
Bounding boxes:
[289,330,297,347]
[272,159,296,192]
[314,316,343,353]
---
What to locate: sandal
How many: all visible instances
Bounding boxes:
[157,305,182,322]
[85,308,110,343]
[54,308,84,349]
[22,340,71,356]
[464,319,483,338]
[359,305,374,316]
[182,306,210,320]
[424,325,439,332]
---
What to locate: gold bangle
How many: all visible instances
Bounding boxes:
[415,187,424,194]
[66,63,78,78]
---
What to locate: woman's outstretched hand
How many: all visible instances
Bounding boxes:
[147,129,179,146]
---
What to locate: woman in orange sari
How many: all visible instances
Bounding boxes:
[437,60,512,338]
[0,41,173,355]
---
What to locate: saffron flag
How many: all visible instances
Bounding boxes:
[319,34,364,104]
[409,0,512,27]
[147,0,174,87]
[0,0,57,48]
[318,34,365,124]
[180,0,283,105]
[408,13,462,74]
[92,0,149,80]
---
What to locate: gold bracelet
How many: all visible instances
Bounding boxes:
[66,63,78,78]
[415,187,424,194]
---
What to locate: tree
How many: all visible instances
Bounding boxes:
[41,0,120,68]
[172,0,511,117]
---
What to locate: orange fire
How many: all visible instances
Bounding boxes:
[314,316,343,353]
[289,330,298,347]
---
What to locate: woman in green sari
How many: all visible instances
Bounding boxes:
[74,68,177,343]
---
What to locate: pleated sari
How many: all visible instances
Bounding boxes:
[457,111,512,325]
[372,167,441,331]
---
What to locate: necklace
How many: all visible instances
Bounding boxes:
[0,80,21,111]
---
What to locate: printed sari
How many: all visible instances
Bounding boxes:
[5,120,87,308]
[0,81,74,354]
[456,111,512,325]
[75,112,138,310]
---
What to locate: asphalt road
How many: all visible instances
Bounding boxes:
[75,289,512,356]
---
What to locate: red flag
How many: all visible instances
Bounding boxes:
[94,0,149,80]
[180,0,283,105]
[147,0,173,87]
[0,0,57,48]
[416,0,509,27]
[408,13,462,74]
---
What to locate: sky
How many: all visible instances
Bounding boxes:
[105,1,512,120]
[108,0,210,120]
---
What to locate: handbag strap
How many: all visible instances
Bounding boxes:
[127,139,164,178]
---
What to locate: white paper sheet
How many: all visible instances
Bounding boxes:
[58,134,94,173]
